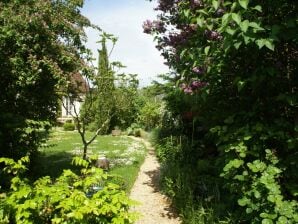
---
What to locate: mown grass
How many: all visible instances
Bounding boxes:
[34,128,147,192]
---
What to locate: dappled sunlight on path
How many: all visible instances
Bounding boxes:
[129,138,181,224]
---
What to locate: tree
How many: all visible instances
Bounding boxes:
[91,35,116,134]
[0,0,93,162]
[113,73,139,130]
[67,34,118,160]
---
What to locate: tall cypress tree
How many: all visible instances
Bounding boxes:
[92,36,115,134]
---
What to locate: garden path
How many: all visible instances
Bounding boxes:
[129,137,181,224]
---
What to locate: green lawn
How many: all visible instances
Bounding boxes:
[35,128,147,192]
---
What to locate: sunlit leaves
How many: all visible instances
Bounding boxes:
[0,156,137,223]
[238,0,249,9]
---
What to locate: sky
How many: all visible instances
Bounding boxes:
[81,0,169,87]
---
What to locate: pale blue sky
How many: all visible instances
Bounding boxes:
[81,0,168,86]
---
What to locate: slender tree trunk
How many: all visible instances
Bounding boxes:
[83,143,88,160]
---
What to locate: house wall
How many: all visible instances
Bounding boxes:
[61,96,83,118]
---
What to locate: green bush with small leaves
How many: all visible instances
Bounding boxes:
[63,122,75,131]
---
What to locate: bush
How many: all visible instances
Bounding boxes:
[146,0,298,223]
[63,122,75,131]
[0,156,138,224]
[126,123,143,137]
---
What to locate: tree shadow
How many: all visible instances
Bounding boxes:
[29,150,78,181]
[144,168,180,220]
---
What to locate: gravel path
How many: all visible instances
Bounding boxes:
[129,138,181,224]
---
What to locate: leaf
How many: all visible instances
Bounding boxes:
[204,46,210,55]
[243,135,252,141]
[238,197,250,206]
[237,80,245,92]
[234,41,242,49]
[183,9,190,17]
[196,17,203,27]
[264,39,275,51]
[256,39,275,51]
[212,0,220,10]
[262,219,274,224]
[256,39,266,49]
[249,22,264,31]
[253,5,262,12]
[232,13,241,25]
[222,13,231,26]
[240,20,249,32]
[238,0,249,9]
[226,27,236,35]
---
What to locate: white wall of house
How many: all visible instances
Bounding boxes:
[61,96,83,117]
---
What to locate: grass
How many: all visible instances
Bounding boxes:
[34,127,147,192]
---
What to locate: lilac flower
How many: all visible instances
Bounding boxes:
[180,83,187,89]
[215,8,225,17]
[153,20,166,33]
[183,87,193,94]
[143,20,153,34]
[204,30,223,41]
[155,0,180,11]
[190,0,203,8]
[192,66,204,75]
[190,80,208,90]
[190,80,200,88]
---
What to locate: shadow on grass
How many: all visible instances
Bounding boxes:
[29,151,79,181]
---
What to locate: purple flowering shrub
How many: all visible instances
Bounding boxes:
[144,0,298,223]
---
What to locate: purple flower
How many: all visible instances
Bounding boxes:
[190,80,208,90]
[215,8,225,17]
[153,20,166,33]
[204,30,223,41]
[143,20,153,34]
[192,66,204,75]
[183,87,193,94]
[155,0,181,11]
[190,80,200,88]
[180,83,187,89]
[190,0,203,8]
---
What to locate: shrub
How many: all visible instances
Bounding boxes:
[146,0,298,223]
[63,122,75,131]
[0,156,138,224]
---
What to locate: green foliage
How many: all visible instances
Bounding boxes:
[0,156,138,224]
[147,0,297,223]
[113,73,140,130]
[138,101,162,131]
[136,85,164,131]
[80,36,140,136]
[126,123,142,137]
[63,122,75,131]
[89,35,116,134]
[36,131,147,192]
[0,0,92,161]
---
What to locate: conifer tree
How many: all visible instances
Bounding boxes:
[90,35,116,134]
